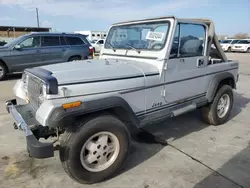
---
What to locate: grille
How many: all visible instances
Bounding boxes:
[27,76,43,110]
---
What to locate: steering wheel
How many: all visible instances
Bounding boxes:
[151,43,163,50]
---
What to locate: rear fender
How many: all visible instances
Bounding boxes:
[206,72,236,102]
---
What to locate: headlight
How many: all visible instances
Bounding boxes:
[22,73,29,90]
[38,84,46,104]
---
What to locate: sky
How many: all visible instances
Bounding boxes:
[0,0,249,36]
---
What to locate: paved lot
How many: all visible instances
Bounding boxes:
[0,53,250,188]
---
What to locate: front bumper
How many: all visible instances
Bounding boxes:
[5,99,54,159]
[231,48,246,52]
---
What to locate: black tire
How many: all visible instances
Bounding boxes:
[0,62,7,81]
[59,114,131,184]
[247,48,250,53]
[68,56,81,61]
[201,85,234,126]
[227,47,231,52]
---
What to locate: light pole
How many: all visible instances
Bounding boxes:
[36,8,40,27]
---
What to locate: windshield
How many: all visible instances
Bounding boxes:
[220,40,232,44]
[237,40,250,44]
[4,35,26,47]
[104,21,170,51]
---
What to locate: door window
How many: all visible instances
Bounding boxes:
[97,40,104,44]
[170,23,206,58]
[19,37,40,48]
[60,36,67,45]
[41,36,60,47]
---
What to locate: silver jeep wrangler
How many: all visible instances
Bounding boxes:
[6,16,239,184]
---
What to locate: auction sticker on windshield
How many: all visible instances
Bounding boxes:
[146,31,165,41]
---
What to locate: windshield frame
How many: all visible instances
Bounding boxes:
[104,20,171,52]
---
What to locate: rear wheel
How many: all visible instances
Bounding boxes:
[59,114,131,184]
[0,62,7,81]
[201,85,234,125]
[68,56,81,61]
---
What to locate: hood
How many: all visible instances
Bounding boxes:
[40,59,159,85]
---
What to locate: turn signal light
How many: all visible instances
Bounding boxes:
[62,101,81,109]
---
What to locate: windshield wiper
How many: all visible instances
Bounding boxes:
[106,41,116,52]
[125,44,141,54]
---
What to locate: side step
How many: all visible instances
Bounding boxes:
[172,103,196,117]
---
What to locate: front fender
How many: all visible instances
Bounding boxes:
[39,96,139,130]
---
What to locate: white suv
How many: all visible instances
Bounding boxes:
[231,39,250,53]
[220,39,240,52]
[90,39,105,53]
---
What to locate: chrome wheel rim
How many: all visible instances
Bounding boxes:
[80,131,120,172]
[0,65,3,77]
[217,94,230,118]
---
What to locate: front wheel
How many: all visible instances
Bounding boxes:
[201,85,234,125]
[59,114,131,184]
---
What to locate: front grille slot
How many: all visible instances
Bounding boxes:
[27,76,43,110]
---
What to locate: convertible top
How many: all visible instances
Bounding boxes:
[113,16,228,62]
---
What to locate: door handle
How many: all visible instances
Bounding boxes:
[197,59,204,67]
[36,49,41,53]
[61,49,66,52]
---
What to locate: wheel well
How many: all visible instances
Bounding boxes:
[218,77,235,89]
[73,107,140,135]
[0,59,9,73]
[68,55,81,61]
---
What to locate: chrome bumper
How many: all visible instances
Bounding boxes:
[5,99,54,159]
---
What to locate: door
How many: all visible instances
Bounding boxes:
[164,22,208,104]
[40,35,65,65]
[10,36,42,71]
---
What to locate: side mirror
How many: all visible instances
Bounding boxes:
[14,45,22,50]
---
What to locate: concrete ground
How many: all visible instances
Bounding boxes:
[0,53,250,188]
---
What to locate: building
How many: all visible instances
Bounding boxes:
[74,30,107,41]
[0,25,51,43]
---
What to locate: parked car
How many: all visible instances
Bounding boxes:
[90,39,105,53]
[231,39,250,53]
[0,32,94,80]
[220,39,241,52]
[6,16,239,184]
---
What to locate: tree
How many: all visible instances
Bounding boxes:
[233,33,249,39]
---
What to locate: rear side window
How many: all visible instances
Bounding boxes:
[41,36,60,47]
[65,37,85,45]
